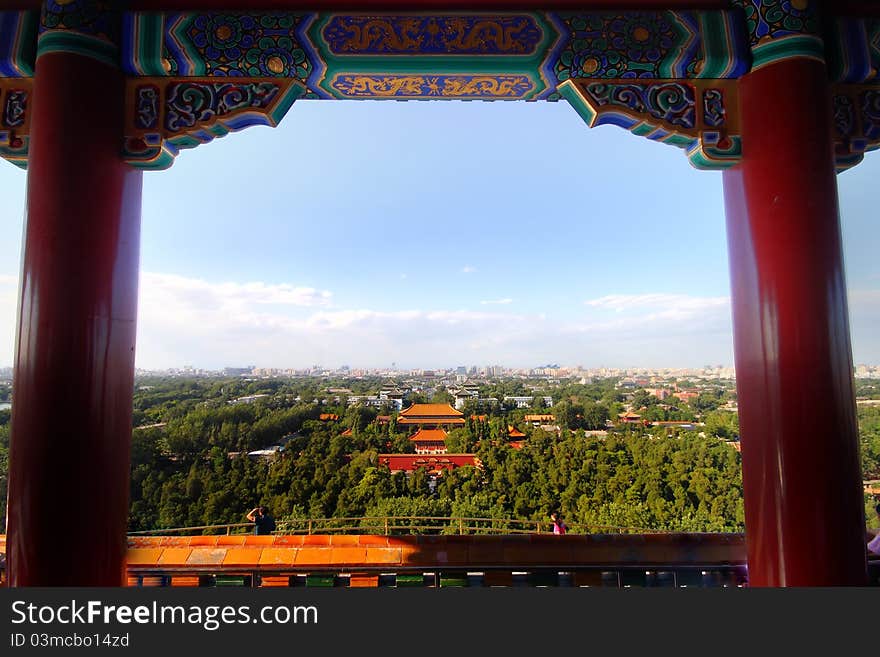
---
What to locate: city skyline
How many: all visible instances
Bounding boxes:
[1,99,878,371]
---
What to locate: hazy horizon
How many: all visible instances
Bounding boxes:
[1,100,878,372]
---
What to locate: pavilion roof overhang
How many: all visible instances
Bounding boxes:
[7,1,880,13]
[2,0,879,172]
[6,1,733,10]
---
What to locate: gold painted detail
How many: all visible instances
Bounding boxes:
[331,74,535,98]
[322,15,543,55]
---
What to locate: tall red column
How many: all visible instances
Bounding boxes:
[6,36,143,582]
[722,59,867,586]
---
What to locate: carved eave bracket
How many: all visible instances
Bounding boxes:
[0,77,31,168]
[559,78,741,170]
[832,84,880,173]
[123,77,305,170]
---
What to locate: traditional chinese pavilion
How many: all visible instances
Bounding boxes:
[508,426,527,449]
[396,403,466,427]
[408,427,449,454]
[2,0,878,587]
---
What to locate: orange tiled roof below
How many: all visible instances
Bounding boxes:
[524,414,555,422]
[408,427,448,443]
[398,417,466,425]
[117,533,747,578]
[399,403,463,417]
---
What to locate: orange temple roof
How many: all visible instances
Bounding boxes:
[408,427,449,443]
[508,426,526,438]
[398,403,466,425]
[399,403,463,417]
[524,414,555,422]
[377,453,480,473]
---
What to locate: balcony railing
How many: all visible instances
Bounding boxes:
[126,516,669,536]
[121,529,753,588]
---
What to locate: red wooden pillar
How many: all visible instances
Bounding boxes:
[722,58,867,586]
[5,7,142,585]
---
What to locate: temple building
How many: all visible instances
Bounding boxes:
[409,427,449,455]
[508,426,526,450]
[397,403,466,428]
[377,454,480,477]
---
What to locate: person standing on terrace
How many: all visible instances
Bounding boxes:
[247,505,276,535]
[551,511,568,535]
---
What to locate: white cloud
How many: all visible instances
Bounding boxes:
[133,272,541,369]
[144,272,332,309]
[3,275,879,370]
[585,293,729,315]
[481,298,513,305]
[461,265,477,274]
[578,293,731,336]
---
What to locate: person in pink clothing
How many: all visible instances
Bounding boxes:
[550,511,567,535]
[868,502,880,557]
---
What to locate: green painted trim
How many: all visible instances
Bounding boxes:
[698,12,735,78]
[135,13,166,76]
[207,124,230,138]
[168,14,206,76]
[661,10,696,78]
[687,136,742,170]
[124,141,177,171]
[305,574,335,587]
[631,123,655,137]
[269,83,306,124]
[688,151,738,170]
[751,34,824,71]
[167,134,201,150]
[0,153,28,169]
[37,31,118,68]
[664,133,695,149]
[557,80,596,126]
[9,11,38,77]
[395,573,425,587]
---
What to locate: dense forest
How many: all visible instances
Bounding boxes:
[1,376,879,533]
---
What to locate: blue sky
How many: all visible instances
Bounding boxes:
[0,97,877,371]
